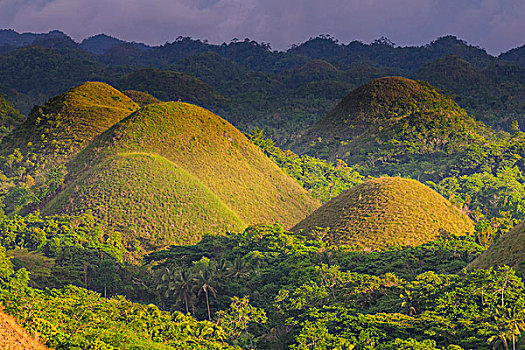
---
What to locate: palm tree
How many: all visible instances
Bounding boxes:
[228,257,250,279]
[192,259,220,321]
[488,305,525,350]
[159,267,194,314]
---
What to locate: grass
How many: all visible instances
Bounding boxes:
[0,310,49,350]
[292,177,474,251]
[469,221,525,271]
[0,82,139,176]
[65,102,319,229]
[43,152,245,255]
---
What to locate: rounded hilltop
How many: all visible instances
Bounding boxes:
[45,100,319,256]
[292,177,474,251]
[289,76,493,181]
[0,81,139,175]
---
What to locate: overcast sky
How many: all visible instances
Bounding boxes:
[0,0,524,54]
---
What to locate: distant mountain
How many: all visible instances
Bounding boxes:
[1,29,524,142]
[80,34,126,54]
[500,45,525,66]
[292,177,473,251]
[0,46,116,114]
[414,55,525,127]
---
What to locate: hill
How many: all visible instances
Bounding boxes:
[43,152,245,253]
[289,76,494,180]
[469,221,525,271]
[117,68,228,108]
[414,56,525,127]
[0,310,49,350]
[292,177,474,251]
[0,82,139,177]
[123,90,161,107]
[43,102,319,253]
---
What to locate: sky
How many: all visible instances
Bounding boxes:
[0,0,524,54]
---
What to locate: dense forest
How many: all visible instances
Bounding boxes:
[1,29,525,349]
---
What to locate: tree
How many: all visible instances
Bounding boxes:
[159,267,194,314]
[192,257,220,321]
[217,296,267,349]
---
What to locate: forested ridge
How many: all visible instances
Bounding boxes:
[1,29,525,349]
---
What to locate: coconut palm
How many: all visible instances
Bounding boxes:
[192,258,220,321]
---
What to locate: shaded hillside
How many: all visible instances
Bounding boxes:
[414,55,525,127]
[469,220,525,271]
[117,68,228,108]
[123,90,161,107]
[292,177,474,251]
[500,45,525,66]
[43,102,319,253]
[290,77,495,181]
[43,152,245,252]
[0,82,139,177]
[0,94,24,139]
[0,311,49,350]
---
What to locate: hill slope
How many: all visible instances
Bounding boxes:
[0,82,139,177]
[289,76,493,180]
[43,102,319,252]
[292,177,474,251]
[0,94,24,139]
[0,311,49,350]
[43,152,245,253]
[469,221,525,270]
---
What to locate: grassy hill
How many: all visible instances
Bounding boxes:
[289,76,494,181]
[0,82,138,177]
[292,177,474,251]
[469,221,525,271]
[43,101,319,254]
[43,152,245,253]
[0,311,49,350]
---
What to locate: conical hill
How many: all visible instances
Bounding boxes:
[43,152,245,253]
[289,77,493,181]
[469,221,525,270]
[292,177,474,251]
[44,102,319,253]
[0,82,139,176]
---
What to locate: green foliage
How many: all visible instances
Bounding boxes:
[249,128,364,203]
[0,284,236,349]
[0,94,24,139]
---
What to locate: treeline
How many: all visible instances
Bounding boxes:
[1,33,525,143]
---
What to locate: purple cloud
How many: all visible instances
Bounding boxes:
[0,0,524,54]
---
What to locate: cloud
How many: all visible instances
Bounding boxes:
[0,0,524,53]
